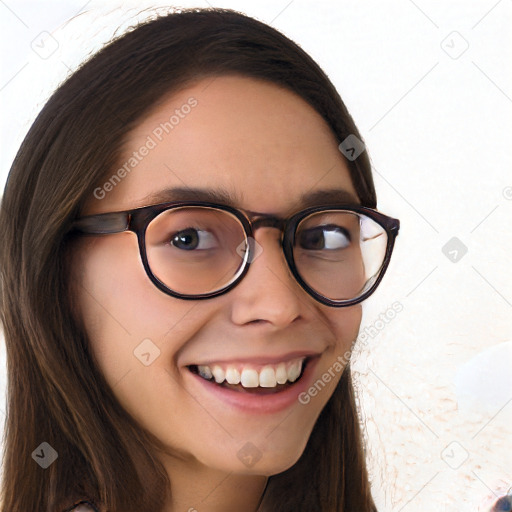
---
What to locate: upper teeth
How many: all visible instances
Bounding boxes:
[196,357,306,388]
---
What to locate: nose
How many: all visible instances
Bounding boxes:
[229,227,306,327]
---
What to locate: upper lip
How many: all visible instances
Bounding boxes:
[184,350,322,367]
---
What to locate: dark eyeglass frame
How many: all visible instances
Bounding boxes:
[68,200,400,307]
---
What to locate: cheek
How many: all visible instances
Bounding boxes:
[72,235,214,437]
[76,234,149,341]
[326,304,362,352]
[73,233,196,386]
[315,304,362,387]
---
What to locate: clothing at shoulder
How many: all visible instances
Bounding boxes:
[64,500,100,512]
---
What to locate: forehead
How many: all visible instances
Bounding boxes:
[85,75,357,215]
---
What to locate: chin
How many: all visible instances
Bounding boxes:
[215,433,310,477]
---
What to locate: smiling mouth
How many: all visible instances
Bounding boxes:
[186,356,312,395]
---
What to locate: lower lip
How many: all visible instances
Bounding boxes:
[185,356,320,414]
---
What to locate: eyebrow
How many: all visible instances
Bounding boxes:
[135,186,360,213]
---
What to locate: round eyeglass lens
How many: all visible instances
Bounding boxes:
[293,210,388,302]
[145,207,248,295]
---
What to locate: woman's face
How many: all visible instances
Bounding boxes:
[73,75,362,479]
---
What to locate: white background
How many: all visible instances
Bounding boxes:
[1,1,511,510]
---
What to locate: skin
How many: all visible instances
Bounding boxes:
[72,75,362,512]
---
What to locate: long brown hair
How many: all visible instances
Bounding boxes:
[0,8,377,511]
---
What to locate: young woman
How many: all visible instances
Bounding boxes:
[0,8,401,512]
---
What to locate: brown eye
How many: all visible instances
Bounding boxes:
[297,225,351,250]
[170,228,218,251]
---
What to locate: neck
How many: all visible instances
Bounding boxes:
[159,453,268,512]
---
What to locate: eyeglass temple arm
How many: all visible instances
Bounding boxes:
[69,212,131,234]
